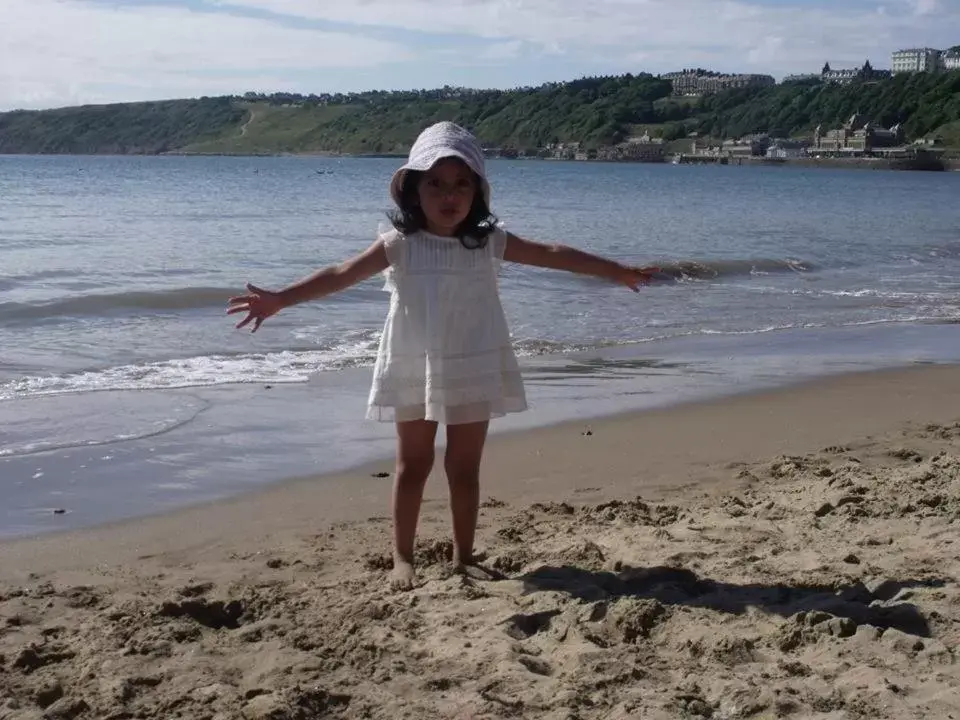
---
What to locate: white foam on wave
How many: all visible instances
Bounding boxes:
[0,348,372,399]
[4,314,957,402]
[733,283,958,303]
[1,334,611,400]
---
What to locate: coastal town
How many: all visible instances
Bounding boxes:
[504,45,960,169]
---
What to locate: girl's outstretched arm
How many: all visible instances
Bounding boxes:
[503,231,657,292]
[228,238,389,332]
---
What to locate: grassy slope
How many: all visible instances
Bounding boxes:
[179,100,468,155]
[178,103,359,154]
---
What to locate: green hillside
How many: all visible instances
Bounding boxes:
[184,75,678,155]
[0,97,244,154]
[695,71,960,141]
[2,71,959,156]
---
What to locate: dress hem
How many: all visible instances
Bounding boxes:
[365,402,529,425]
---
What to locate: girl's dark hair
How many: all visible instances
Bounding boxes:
[387,167,498,250]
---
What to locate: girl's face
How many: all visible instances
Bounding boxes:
[416,158,478,236]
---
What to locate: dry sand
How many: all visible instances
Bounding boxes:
[2,365,960,719]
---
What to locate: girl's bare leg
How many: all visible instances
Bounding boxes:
[444,420,489,572]
[391,419,438,591]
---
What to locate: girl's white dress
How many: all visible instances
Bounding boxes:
[367,227,528,425]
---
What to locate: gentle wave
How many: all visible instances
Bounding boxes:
[0,258,816,323]
[0,281,395,323]
[0,286,240,322]
[0,268,82,292]
[734,284,960,312]
[915,242,960,261]
[504,257,817,286]
[650,258,817,281]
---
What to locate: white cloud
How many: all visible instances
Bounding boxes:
[434,39,528,67]
[0,0,410,110]
[211,0,959,65]
[3,0,959,110]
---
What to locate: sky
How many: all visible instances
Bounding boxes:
[2,0,959,111]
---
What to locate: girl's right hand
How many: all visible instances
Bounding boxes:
[227,283,285,332]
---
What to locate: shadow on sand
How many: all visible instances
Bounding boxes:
[516,564,940,637]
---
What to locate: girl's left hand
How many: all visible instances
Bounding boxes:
[619,265,661,292]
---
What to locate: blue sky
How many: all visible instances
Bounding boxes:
[3,0,958,110]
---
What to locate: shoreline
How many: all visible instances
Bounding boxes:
[3,362,959,578]
[6,150,960,172]
[5,320,959,542]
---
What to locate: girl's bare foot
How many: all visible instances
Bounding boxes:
[390,557,416,591]
[453,553,503,582]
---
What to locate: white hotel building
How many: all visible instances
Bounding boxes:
[892,47,960,73]
[892,48,943,73]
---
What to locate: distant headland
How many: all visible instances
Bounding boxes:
[1,65,958,171]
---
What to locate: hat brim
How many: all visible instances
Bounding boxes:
[389,149,491,209]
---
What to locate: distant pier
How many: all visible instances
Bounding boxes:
[672,154,729,165]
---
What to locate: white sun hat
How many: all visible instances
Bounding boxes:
[389,121,490,208]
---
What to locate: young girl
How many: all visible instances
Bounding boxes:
[228,122,657,591]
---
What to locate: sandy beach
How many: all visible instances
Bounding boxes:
[3,364,960,719]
